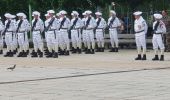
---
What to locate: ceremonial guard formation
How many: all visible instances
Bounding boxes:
[0,10,167,61]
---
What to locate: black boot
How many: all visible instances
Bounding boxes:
[8,50,14,57]
[135,54,142,60]
[46,52,53,58]
[4,51,10,57]
[72,48,77,53]
[0,50,3,54]
[109,48,115,52]
[83,48,87,52]
[77,47,82,54]
[26,50,29,55]
[85,49,91,54]
[65,50,70,56]
[31,52,38,57]
[59,50,64,55]
[39,52,43,58]
[17,52,23,57]
[95,48,100,52]
[115,47,119,52]
[91,49,95,54]
[142,54,147,60]
[31,50,35,55]
[53,52,58,58]
[152,55,159,61]
[160,55,164,61]
[22,51,27,57]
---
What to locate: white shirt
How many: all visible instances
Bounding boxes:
[5,19,17,32]
[45,17,60,30]
[153,20,166,34]
[70,17,83,29]
[96,17,106,29]
[0,20,4,32]
[108,17,121,29]
[134,16,148,36]
[16,19,28,32]
[32,18,44,32]
[85,16,96,29]
[59,16,70,29]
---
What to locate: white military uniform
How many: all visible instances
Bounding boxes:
[4,14,17,53]
[59,13,70,52]
[85,11,96,53]
[152,14,166,61]
[95,12,106,50]
[134,14,147,54]
[24,17,31,51]
[108,12,121,50]
[82,14,87,49]
[0,18,4,52]
[70,11,83,51]
[45,17,60,53]
[16,17,29,52]
[32,17,44,52]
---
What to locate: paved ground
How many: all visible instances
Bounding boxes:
[0,49,170,100]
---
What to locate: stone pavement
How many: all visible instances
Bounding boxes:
[0,50,170,100]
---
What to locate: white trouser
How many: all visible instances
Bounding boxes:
[71,30,81,48]
[17,32,26,52]
[5,32,13,51]
[59,29,69,50]
[96,29,104,48]
[86,29,95,49]
[135,34,146,54]
[109,29,118,48]
[82,30,87,47]
[24,32,29,50]
[0,34,3,50]
[13,33,17,49]
[46,30,58,52]
[32,31,43,52]
[152,34,165,55]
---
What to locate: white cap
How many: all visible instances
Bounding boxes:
[110,10,116,15]
[32,11,40,16]
[71,11,79,16]
[82,12,86,16]
[154,13,163,19]
[95,12,102,16]
[23,13,27,19]
[11,15,16,19]
[4,13,12,18]
[16,12,25,17]
[133,11,142,16]
[59,10,67,15]
[85,10,92,14]
[56,13,61,16]
[47,10,55,14]
[44,13,49,17]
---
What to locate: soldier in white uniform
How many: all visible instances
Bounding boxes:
[16,13,29,57]
[133,11,148,60]
[58,10,70,55]
[44,10,60,58]
[152,14,166,61]
[4,13,17,57]
[23,13,31,54]
[95,12,106,52]
[84,10,96,54]
[70,11,83,54]
[0,17,4,54]
[31,11,44,57]
[82,12,88,52]
[108,10,121,52]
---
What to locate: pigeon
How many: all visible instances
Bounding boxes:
[7,64,16,71]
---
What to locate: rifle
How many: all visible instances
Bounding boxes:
[84,17,91,29]
[59,18,66,30]
[2,20,11,35]
[16,20,23,33]
[44,18,55,32]
[31,19,38,32]
[108,17,115,28]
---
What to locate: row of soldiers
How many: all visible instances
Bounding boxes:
[0,10,121,58]
[0,10,167,61]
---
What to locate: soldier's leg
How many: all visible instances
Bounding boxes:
[109,30,115,52]
[95,31,100,52]
[140,35,147,60]
[71,31,77,53]
[113,31,119,52]
[90,30,95,54]
[158,35,165,61]
[0,38,3,54]
[135,36,142,60]
[152,35,159,60]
